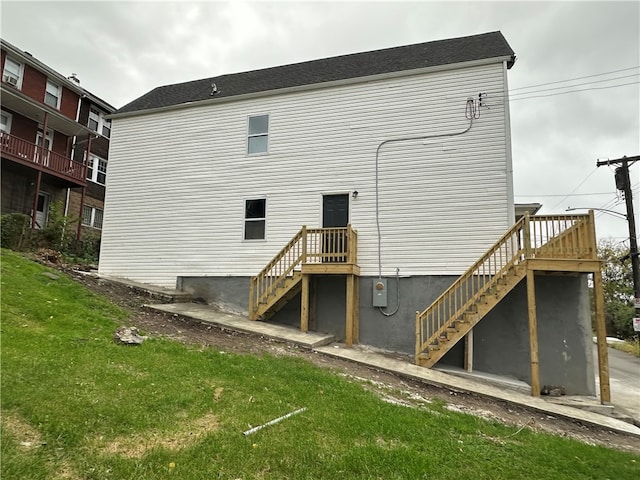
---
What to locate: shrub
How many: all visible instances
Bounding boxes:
[0,213,31,250]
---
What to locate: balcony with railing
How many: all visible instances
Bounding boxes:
[1,131,87,186]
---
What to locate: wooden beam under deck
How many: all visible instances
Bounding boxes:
[301,263,361,275]
[526,258,601,273]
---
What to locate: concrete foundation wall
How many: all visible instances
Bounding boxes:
[179,273,595,395]
[473,275,595,395]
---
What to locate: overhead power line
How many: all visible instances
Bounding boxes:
[509,81,640,102]
[510,66,639,92]
[547,167,599,211]
[514,192,614,197]
[509,74,639,97]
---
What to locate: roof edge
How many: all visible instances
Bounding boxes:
[109,55,513,120]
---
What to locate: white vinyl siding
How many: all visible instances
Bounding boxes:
[100,62,513,287]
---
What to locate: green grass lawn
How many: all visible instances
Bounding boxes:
[1,249,639,479]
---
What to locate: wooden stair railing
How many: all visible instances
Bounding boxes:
[415,214,596,368]
[249,226,357,321]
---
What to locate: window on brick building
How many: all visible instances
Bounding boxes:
[86,154,107,185]
[82,205,104,229]
[45,80,61,108]
[2,57,22,87]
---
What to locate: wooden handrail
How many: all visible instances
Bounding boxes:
[415,213,595,362]
[249,225,357,318]
[1,131,86,183]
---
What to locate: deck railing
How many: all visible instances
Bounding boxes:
[249,225,357,318]
[1,131,86,183]
[415,213,596,361]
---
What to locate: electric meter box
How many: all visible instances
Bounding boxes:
[372,279,388,307]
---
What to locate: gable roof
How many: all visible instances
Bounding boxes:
[116,31,515,116]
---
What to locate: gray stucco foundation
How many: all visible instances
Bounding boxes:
[179,273,595,395]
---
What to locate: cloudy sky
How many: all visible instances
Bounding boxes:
[2,0,638,243]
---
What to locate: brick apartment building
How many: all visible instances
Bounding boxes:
[1,38,114,244]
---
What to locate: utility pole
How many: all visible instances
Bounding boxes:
[596,155,640,319]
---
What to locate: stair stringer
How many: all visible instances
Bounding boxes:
[252,271,303,320]
[417,264,527,368]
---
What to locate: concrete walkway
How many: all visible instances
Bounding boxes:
[146,302,640,438]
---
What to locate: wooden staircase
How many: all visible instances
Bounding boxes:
[249,226,359,339]
[415,213,600,369]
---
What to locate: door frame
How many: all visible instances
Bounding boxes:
[320,192,351,228]
[35,191,50,229]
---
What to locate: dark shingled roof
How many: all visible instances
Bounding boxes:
[116,31,515,115]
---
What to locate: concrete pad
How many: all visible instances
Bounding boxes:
[146,303,335,349]
[96,274,192,302]
[315,344,640,437]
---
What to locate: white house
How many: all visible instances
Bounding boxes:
[100,32,606,397]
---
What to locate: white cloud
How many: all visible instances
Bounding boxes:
[1,0,637,241]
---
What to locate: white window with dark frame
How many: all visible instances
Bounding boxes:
[86,154,107,185]
[88,107,111,138]
[45,80,61,108]
[247,114,269,155]
[243,198,266,240]
[82,205,104,229]
[0,110,12,133]
[2,57,22,87]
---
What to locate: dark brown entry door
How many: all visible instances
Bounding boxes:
[322,194,349,262]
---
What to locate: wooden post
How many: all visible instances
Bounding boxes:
[248,276,256,321]
[301,225,307,263]
[523,212,532,259]
[345,274,354,347]
[415,311,421,365]
[526,269,540,397]
[310,277,317,331]
[301,274,310,333]
[464,330,474,372]
[352,275,359,344]
[593,269,611,403]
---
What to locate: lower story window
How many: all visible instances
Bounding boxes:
[244,198,266,240]
[82,205,104,229]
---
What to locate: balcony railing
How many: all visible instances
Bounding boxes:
[1,131,86,184]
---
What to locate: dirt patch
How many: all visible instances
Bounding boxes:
[1,410,44,450]
[92,413,219,458]
[37,260,640,455]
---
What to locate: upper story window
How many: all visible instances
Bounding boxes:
[88,107,111,138]
[87,154,107,185]
[45,80,61,108]
[2,57,22,87]
[0,111,12,133]
[247,114,269,155]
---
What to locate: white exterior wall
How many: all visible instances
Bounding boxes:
[100,62,513,287]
